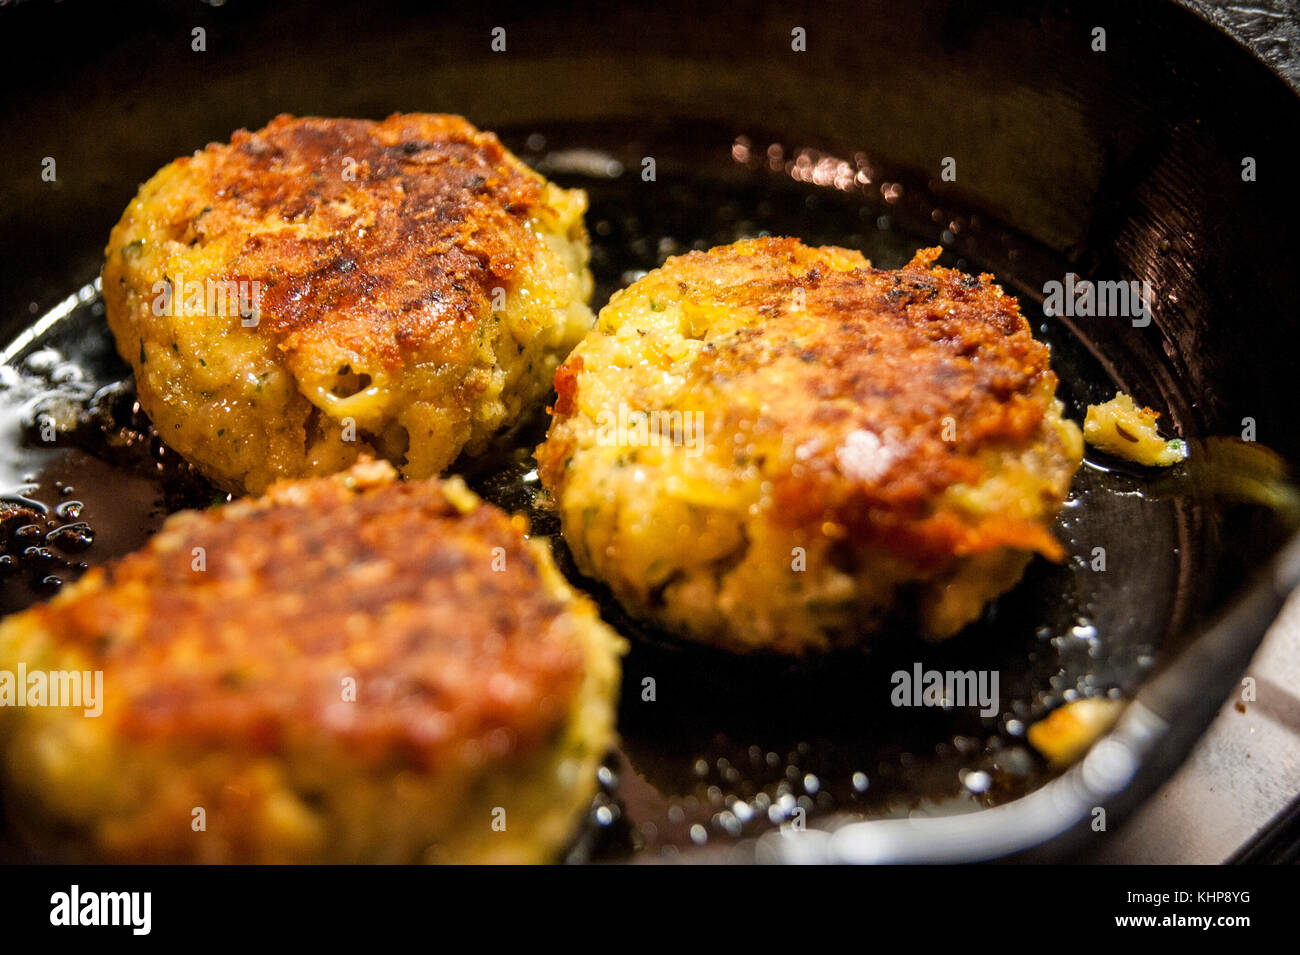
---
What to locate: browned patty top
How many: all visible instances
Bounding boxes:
[26,463,586,770]
[548,240,1069,566]
[160,113,549,370]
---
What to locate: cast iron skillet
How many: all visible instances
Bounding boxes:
[1,0,1298,863]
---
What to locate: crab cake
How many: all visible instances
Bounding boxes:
[102,113,593,494]
[537,238,1083,654]
[0,459,623,863]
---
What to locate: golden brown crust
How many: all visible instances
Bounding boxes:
[23,461,585,769]
[162,113,546,370]
[706,243,1062,566]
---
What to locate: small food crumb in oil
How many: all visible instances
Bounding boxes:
[1083,392,1187,467]
[1027,697,1125,768]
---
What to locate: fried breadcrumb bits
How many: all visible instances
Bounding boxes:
[1084,393,1187,467]
[1027,697,1125,768]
